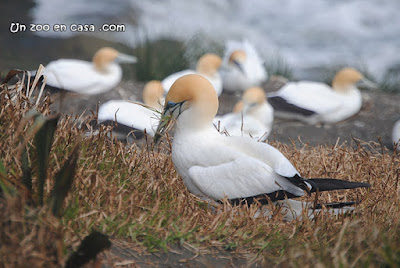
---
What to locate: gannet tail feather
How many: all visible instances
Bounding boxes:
[307,178,371,193]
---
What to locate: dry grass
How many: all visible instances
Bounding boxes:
[1,71,400,267]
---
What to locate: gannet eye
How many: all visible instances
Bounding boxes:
[167,101,176,108]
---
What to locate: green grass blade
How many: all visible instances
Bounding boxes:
[65,231,111,268]
[34,115,59,205]
[51,142,80,217]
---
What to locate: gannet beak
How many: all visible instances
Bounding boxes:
[356,78,378,90]
[233,60,245,74]
[115,53,138,64]
[154,101,184,144]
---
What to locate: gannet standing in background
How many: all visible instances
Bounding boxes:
[214,87,274,141]
[392,119,400,149]
[154,74,370,220]
[162,53,223,96]
[98,80,163,140]
[267,68,378,124]
[42,47,137,95]
[221,40,268,93]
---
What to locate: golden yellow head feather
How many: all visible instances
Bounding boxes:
[92,47,119,71]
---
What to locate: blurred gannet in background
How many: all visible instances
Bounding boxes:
[42,47,137,95]
[392,119,400,149]
[267,68,378,124]
[97,80,163,140]
[154,74,370,220]
[214,87,274,141]
[162,53,223,96]
[221,40,268,93]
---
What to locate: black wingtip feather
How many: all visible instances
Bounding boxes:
[268,96,316,116]
[308,178,370,193]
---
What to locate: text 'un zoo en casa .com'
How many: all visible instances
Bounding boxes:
[9,22,126,34]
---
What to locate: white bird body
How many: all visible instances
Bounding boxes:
[98,100,159,136]
[98,80,163,139]
[392,119,400,149]
[44,59,122,95]
[42,47,137,95]
[162,53,223,96]
[221,40,268,92]
[154,75,369,219]
[268,68,377,124]
[214,88,274,140]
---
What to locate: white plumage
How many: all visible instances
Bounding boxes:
[42,47,137,95]
[392,119,400,149]
[214,87,274,141]
[221,40,268,93]
[268,68,377,124]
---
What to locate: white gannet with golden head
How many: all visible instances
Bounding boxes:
[162,53,223,96]
[42,47,137,95]
[221,40,268,93]
[154,74,370,220]
[98,80,163,140]
[267,67,378,124]
[214,87,274,141]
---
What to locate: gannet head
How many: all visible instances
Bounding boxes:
[154,74,218,143]
[242,87,266,114]
[332,67,378,92]
[228,50,247,74]
[142,80,164,109]
[93,47,137,72]
[196,53,222,77]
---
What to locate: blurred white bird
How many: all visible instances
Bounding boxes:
[42,47,137,95]
[154,74,370,220]
[268,67,378,124]
[162,53,223,96]
[392,119,400,149]
[214,87,274,141]
[98,80,163,140]
[221,40,268,93]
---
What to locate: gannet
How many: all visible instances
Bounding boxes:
[98,80,163,140]
[392,119,400,149]
[267,68,378,124]
[162,53,223,96]
[221,40,268,93]
[42,47,137,95]
[154,74,370,219]
[214,87,274,141]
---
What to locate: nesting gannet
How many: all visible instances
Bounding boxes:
[214,87,274,141]
[42,47,137,95]
[162,53,223,96]
[154,74,370,219]
[267,68,378,124]
[221,40,268,93]
[98,80,163,140]
[392,119,400,149]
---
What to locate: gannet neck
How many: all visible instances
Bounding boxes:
[332,67,364,93]
[143,80,163,109]
[92,47,119,72]
[196,53,222,77]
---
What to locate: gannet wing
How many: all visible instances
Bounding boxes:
[43,60,102,92]
[189,156,305,201]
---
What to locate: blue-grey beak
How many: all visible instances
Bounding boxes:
[356,78,378,90]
